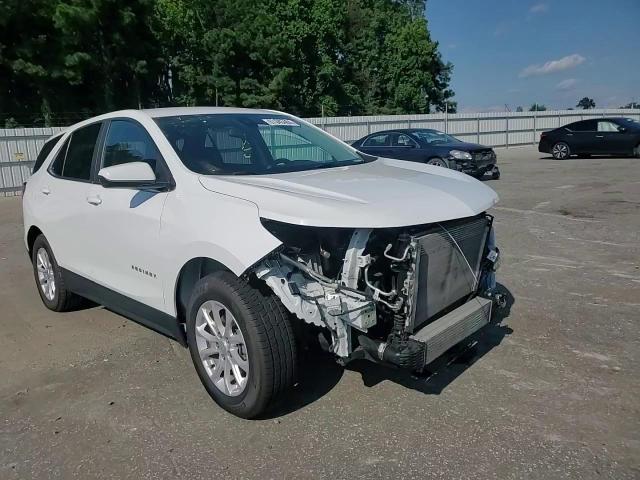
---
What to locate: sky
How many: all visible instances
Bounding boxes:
[426,0,640,112]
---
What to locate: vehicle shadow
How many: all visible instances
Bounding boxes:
[263,285,515,418]
[345,283,515,395]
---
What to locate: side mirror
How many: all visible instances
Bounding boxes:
[98,162,165,190]
[618,126,626,133]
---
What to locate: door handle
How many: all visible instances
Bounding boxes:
[41,187,51,195]
[596,135,604,138]
[86,195,102,206]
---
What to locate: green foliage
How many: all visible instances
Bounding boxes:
[576,97,596,109]
[1,0,455,125]
[529,103,547,112]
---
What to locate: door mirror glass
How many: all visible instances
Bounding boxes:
[98,162,158,189]
[618,126,626,133]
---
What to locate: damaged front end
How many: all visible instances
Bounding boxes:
[253,214,502,371]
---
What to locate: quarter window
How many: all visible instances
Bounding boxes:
[33,135,63,173]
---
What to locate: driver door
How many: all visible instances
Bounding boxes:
[84,119,172,311]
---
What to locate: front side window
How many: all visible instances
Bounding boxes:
[155,114,368,175]
[597,121,620,132]
[103,120,165,178]
[392,134,417,147]
[49,123,101,181]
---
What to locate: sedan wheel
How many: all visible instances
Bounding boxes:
[552,142,571,160]
[427,157,449,168]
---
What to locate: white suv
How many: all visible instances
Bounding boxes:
[23,107,502,418]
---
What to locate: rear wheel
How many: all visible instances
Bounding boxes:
[426,157,449,168]
[635,143,640,158]
[551,142,571,159]
[31,235,82,311]
[186,271,297,418]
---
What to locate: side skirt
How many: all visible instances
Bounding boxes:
[61,268,187,347]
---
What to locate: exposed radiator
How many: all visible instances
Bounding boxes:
[407,215,491,332]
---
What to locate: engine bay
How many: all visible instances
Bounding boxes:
[254,214,501,370]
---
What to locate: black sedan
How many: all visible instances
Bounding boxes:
[539,117,640,159]
[352,129,500,179]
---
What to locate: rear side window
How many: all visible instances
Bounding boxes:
[568,120,596,132]
[33,136,62,173]
[363,134,390,147]
[49,123,101,181]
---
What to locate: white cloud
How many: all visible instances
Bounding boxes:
[519,54,586,78]
[556,78,578,91]
[530,3,549,14]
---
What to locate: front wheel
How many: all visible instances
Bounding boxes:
[426,157,449,168]
[551,142,571,159]
[186,271,297,419]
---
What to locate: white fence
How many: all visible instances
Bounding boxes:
[1,109,639,196]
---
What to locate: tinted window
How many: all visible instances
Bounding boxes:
[363,134,390,147]
[48,137,70,177]
[33,135,62,173]
[103,120,164,177]
[568,120,596,132]
[59,123,101,180]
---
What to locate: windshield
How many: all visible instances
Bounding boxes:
[154,114,369,175]
[412,130,461,145]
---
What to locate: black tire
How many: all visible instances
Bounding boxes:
[31,234,83,312]
[551,142,571,159]
[186,271,297,419]
[491,167,500,180]
[635,143,640,158]
[426,157,449,168]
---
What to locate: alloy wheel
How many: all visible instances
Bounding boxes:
[552,143,570,159]
[36,247,56,301]
[194,300,249,396]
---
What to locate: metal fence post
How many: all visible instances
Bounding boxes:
[533,111,537,145]
[476,115,480,144]
[367,120,371,135]
[505,116,509,148]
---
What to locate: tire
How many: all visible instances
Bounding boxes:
[31,234,83,312]
[426,157,449,168]
[635,143,640,158]
[551,142,571,159]
[491,167,500,180]
[186,271,297,419]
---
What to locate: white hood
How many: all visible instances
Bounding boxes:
[198,158,499,228]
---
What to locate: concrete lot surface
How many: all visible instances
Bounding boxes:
[1,146,639,479]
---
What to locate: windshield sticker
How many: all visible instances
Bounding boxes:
[262,118,300,127]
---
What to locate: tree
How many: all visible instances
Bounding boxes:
[529,103,547,112]
[620,101,640,109]
[516,106,523,112]
[576,97,596,109]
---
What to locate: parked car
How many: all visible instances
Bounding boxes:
[351,128,500,179]
[539,117,640,159]
[23,108,503,418]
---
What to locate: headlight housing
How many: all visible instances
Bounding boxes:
[449,150,472,160]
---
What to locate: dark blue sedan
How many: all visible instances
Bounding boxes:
[352,129,499,179]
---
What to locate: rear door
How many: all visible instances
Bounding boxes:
[37,123,103,277]
[83,119,171,312]
[356,132,392,157]
[565,120,597,153]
